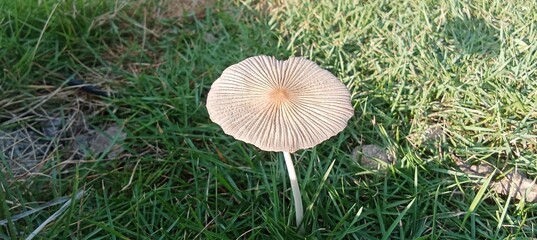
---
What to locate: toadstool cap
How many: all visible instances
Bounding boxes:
[206,56,353,153]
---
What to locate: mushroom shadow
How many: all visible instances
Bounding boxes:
[442,17,501,56]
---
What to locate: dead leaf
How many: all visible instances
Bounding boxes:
[406,125,445,148]
[352,144,395,169]
[492,171,537,202]
[453,157,494,177]
[453,156,537,202]
[204,33,217,44]
[74,124,126,159]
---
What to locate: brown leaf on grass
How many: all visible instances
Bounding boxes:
[158,0,216,19]
[406,124,446,148]
[123,0,216,25]
[204,33,218,44]
[454,156,537,202]
[453,157,495,177]
[492,172,537,202]
[74,124,126,159]
[352,144,395,169]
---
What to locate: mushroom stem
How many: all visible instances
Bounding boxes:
[283,151,303,228]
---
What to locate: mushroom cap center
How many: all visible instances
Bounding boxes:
[268,88,291,102]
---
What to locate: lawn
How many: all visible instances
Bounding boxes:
[1,0,536,239]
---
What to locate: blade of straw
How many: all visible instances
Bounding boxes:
[0,192,82,226]
[25,190,85,240]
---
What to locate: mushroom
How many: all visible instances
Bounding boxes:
[206,55,353,228]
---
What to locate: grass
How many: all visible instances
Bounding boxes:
[1,0,537,239]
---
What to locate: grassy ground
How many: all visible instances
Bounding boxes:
[1,0,537,239]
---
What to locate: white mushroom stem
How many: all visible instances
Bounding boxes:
[283,151,303,228]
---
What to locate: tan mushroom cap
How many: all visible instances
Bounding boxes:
[206,55,353,153]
